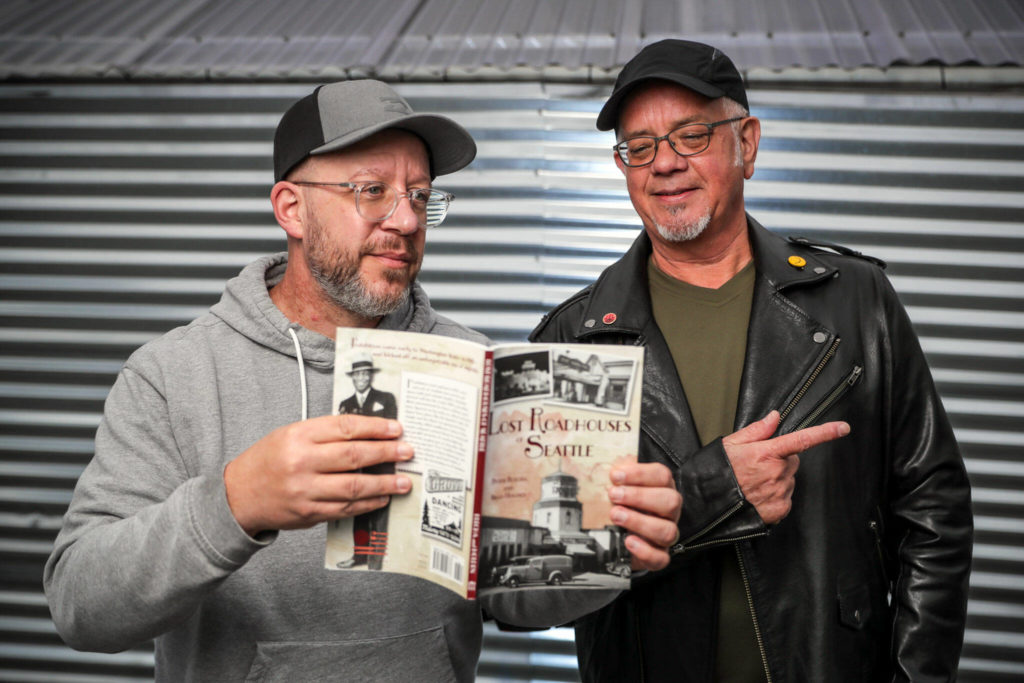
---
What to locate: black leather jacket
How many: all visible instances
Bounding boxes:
[529,218,972,682]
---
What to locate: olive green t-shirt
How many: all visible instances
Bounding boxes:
[648,258,754,444]
[648,257,766,682]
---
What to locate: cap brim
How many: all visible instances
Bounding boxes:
[596,73,726,131]
[311,113,476,177]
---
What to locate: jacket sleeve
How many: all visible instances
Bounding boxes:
[880,276,973,681]
[668,439,766,552]
[43,363,271,652]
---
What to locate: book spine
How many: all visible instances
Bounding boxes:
[466,349,494,600]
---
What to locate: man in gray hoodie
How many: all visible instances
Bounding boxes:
[43,80,682,681]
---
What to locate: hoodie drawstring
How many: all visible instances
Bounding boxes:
[287,328,308,421]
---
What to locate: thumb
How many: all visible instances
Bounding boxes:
[723,411,780,447]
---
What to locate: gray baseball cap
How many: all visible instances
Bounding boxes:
[273,79,476,182]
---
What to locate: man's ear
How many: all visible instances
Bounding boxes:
[613,150,627,176]
[271,181,304,239]
[740,117,761,180]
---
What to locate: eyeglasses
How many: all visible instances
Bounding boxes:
[293,180,454,228]
[613,117,746,167]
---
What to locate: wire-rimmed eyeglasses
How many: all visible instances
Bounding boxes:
[293,180,454,228]
[613,117,746,167]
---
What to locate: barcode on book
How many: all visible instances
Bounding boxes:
[430,546,463,583]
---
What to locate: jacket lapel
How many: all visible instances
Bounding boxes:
[734,218,839,432]
[574,232,701,468]
[640,319,703,467]
[573,219,842,460]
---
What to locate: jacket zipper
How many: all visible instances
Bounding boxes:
[681,359,859,554]
[676,501,768,553]
[736,546,773,683]
[778,337,840,426]
[869,513,890,590]
[681,346,849,552]
[793,365,863,431]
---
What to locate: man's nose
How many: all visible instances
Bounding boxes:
[382,194,421,234]
[650,138,689,175]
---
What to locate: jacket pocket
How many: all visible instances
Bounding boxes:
[836,572,882,681]
[836,574,872,631]
[793,365,863,431]
[244,625,458,682]
[868,511,892,591]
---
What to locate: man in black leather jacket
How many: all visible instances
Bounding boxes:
[530,39,973,682]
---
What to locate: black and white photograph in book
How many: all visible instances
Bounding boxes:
[335,351,399,571]
[420,469,466,549]
[337,351,398,419]
[547,348,638,415]
[492,350,553,403]
[479,466,632,591]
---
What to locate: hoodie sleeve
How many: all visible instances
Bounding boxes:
[43,363,272,652]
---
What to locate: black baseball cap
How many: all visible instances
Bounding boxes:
[273,79,476,182]
[597,39,748,132]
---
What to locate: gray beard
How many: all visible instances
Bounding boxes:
[305,218,414,320]
[654,208,712,243]
[310,259,411,320]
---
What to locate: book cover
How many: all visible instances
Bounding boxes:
[477,344,642,597]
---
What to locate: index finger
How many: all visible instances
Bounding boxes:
[763,420,850,459]
[610,461,674,488]
[307,414,402,443]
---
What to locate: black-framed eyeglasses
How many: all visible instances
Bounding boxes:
[293,180,454,228]
[613,117,746,167]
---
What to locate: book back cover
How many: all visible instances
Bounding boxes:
[325,329,488,597]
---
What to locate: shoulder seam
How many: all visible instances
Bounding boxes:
[531,285,594,339]
[787,235,887,269]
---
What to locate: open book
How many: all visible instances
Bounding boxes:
[324,328,644,600]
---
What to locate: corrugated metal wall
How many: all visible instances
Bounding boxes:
[2,0,1022,80]
[1,81,1022,681]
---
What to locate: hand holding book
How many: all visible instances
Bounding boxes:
[607,461,683,572]
[225,414,412,537]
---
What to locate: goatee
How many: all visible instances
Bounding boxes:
[307,229,418,320]
[654,208,712,243]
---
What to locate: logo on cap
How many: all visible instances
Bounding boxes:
[379,96,411,114]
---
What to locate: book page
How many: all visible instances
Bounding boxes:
[325,329,486,597]
[479,343,644,596]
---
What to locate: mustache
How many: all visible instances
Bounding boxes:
[361,235,420,265]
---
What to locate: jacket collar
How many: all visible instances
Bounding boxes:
[571,228,653,340]
[747,215,838,291]
[573,215,838,340]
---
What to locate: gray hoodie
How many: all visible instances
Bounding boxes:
[44,253,491,681]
